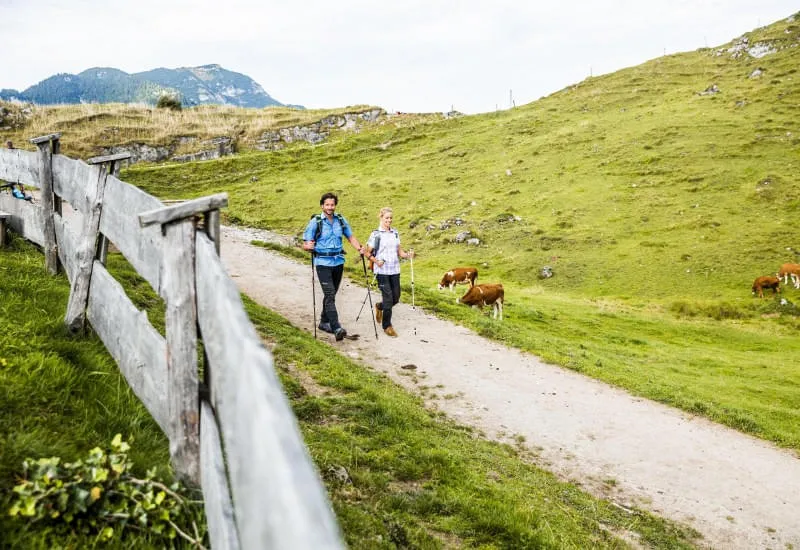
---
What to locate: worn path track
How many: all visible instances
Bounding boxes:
[221,225,800,549]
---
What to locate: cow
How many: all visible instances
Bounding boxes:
[752,275,781,299]
[777,263,800,289]
[457,283,504,320]
[438,267,478,291]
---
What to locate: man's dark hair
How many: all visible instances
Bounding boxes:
[320,192,338,206]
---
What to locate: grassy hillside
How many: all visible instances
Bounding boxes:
[115,15,799,301]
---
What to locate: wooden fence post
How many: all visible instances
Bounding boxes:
[204,209,221,256]
[87,153,130,265]
[30,133,61,274]
[162,217,200,485]
[138,195,226,486]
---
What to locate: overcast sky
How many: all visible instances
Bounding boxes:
[1,1,797,114]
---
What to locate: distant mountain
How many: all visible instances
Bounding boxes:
[0,64,296,108]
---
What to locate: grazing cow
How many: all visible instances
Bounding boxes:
[438,267,478,291]
[777,263,800,289]
[458,283,504,320]
[752,275,781,298]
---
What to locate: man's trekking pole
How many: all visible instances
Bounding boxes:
[360,254,379,340]
[311,252,317,340]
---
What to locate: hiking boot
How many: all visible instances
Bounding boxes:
[375,303,383,323]
[384,326,398,337]
[318,322,334,334]
[335,328,347,341]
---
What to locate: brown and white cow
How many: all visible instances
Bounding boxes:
[777,263,800,289]
[752,275,781,298]
[438,267,478,291]
[458,283,504,320]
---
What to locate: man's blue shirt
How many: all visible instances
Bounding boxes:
[303,213,353,267]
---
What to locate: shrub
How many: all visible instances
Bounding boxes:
[156,95,182,111]
[8,435,206,546]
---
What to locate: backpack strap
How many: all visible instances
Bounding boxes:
[312,213,346,242]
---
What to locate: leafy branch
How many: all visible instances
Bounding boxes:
[8,434,206,547]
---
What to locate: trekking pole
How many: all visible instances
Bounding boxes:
[410,249,417,336]
[410,249,416,309]
[355,272,376,322]
[360,254,379,340]
[311,252,317,339]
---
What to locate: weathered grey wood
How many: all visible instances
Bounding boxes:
[87,152,132,165]
[0,194,46,245]
[205,209,221,255]
[0,212,8,247]
[100,175,163,290]
[52,138,62,216]
[139,193,228,228]
[195,233,343,549]
[29,133,62,145]
[86,262,169,433]
[54,214,80,282]
[65,164,109,333]
[92,155,126,264]
[52,155,102,214]
[34,139,58,274]
[201,400,241,550]
[161,219,200,485]
[0,147,39,186]
[96,233,109,264]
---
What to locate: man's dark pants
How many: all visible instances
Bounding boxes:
[316,264,344,331]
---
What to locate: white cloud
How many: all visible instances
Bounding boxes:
[1,0,797,113]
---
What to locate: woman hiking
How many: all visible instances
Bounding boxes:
[365,207,415,337]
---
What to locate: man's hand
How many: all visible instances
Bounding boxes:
[302,241,315,251]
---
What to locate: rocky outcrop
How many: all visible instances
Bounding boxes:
[99,136,234,164]
[254,109,383,151]
[98,109,383,164]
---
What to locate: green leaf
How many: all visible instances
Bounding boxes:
[21,496,37,517]
[90,467,109,482]
[100,526,114,541]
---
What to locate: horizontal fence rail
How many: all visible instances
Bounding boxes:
[0,135,343,549]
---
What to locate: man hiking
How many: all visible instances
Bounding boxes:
[302,192,367,341]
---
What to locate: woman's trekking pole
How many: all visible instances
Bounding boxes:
[311,252,317,339]
[360,255,380,340]
[410,249,416,336]
[355,272,376,322]
[410,249,416,309]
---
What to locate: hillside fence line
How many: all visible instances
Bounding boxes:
[0,134,342,549]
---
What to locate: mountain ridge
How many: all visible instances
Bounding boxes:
[0,64,298,109]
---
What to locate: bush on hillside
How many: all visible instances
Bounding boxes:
[156,95,182,111]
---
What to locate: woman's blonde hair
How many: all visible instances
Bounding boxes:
[378,207,393,219]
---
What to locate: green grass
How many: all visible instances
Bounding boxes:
[0,236,184,548]
[118,14,800,452]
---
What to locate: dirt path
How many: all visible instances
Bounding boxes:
[221,225,800,550]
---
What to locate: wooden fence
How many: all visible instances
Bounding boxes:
[0,135,343,549]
